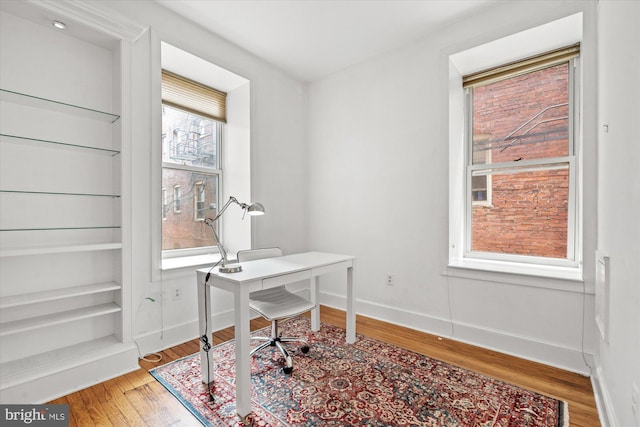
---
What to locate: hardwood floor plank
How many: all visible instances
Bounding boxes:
[79,387,113,426]
[123,384,170,426]
[65,391,95,427]
[147,380,201,427]
[49,306,600,426]
[103,389,148,427]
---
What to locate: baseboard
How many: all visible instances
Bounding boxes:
[320,290,454,337]
[451,320,591,375]
[591,355,617,427]
[0,343,139,404]
[134,309,235,357]
[135,287,314,356]
[320,291,592,375]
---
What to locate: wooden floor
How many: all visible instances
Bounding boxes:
[49,306,600,426]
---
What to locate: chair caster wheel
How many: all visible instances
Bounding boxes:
[283,366,293,374]
[301,346,310,353]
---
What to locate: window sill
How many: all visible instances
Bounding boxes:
[446,258,585,292]
[162,253,222,271]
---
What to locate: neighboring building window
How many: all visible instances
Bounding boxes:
[161,70,226,252]
[463,45,579,264]
[471,136,491,205]
[162,188,168,220]
[173,185,182,213]
[194,182,205,221]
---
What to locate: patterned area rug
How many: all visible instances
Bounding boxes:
[150,317,568,426]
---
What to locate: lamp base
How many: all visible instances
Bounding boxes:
[219,264,242,273]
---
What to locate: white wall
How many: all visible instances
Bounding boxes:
[596,1,640,426]
[98,1,308,354]
[308,0,598,374]
[62,2,637,425]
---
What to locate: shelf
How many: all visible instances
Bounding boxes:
[0,303,122,336]
[0,282,121,309]
[0,335,124,389]
[0,243,122,258]
[0,190,120,198]
[0,133,120,156]
[0,226,121,232]
[0,89,120,123]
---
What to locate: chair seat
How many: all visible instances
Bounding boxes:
[249,287,316,321]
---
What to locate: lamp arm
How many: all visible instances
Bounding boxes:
[203,196,244,267]
[204,217,228,266]
[211,196,240,221]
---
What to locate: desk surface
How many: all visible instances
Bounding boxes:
[197,251,354,283]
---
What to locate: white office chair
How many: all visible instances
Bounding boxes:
[237,247,315,374]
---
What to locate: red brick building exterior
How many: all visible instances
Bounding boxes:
[471,63,570,258]
[161,170,218,250]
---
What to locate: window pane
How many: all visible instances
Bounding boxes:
[471,175,488,202]
[162,104,217,169]
[162,169,218,250]
[471,164,569,258]
[472,63,569,164]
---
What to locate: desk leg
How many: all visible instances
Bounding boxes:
[197,278,214,385]
[310,276,320,332]
[234,283,252,419]
[346,265,356,344]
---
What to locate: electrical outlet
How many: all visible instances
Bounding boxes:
[386,274,394,286]
[172,288,182,300]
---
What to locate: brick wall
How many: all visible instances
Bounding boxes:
[162,169,218,250]
[471,63,569,258]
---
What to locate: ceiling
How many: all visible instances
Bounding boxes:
[156,0,498,82]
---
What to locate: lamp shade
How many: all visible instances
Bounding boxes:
[247,202,265,216]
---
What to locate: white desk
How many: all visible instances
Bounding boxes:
[196,251,356,419]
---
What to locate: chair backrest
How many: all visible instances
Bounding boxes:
[237,247,283,262]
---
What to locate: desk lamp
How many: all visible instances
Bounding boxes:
[204,196,264,273]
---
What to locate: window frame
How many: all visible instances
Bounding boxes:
[462,56,580,269]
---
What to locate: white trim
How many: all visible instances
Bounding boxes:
[446,258,583,288]
[320,291,592,375]
[30,0,147,42]
[591,355,617,427]
[133,287,310,356]
[150,28,163,283]
[161,253,221,271]
[594,251,610,342]
[0,342,138,403]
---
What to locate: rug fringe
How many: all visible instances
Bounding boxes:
[561,400,570,427]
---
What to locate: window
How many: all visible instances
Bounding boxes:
[194,182,205,221]
[161,70,226,252]
[172,185,182,213]
[471,138,491,205]
[162,188,168,220]
[463,45,579,266]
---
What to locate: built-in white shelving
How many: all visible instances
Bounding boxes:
[0,88,120,123]
[0,243,122,258]
[0,335,124,390]
[0,303,122,337]
[0,282,121,309]
[0,0,139,403]
[0,133,120,156]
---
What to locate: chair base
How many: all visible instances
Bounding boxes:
[250,320,309,374]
